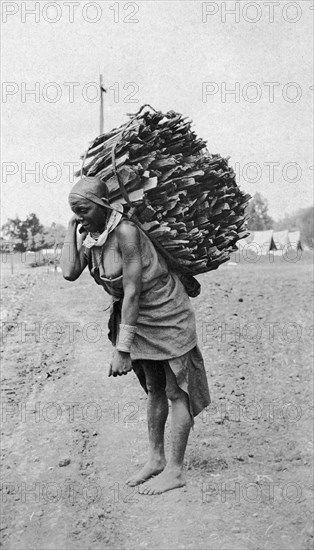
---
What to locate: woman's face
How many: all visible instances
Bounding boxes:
[69,196,109,233]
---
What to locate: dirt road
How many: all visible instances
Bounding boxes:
[1,256,313,550]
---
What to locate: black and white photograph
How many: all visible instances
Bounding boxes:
[1,1,313,549]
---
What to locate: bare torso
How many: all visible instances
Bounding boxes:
[99,230,123,279]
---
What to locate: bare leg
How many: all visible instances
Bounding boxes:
[126,362,168,486]
[139,363,192,495]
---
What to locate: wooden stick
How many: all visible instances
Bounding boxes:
[99,74,104,135]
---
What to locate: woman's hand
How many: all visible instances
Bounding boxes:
[69,213,80,226]
[109,350,133,377]
[69,214,88,239]
[61,214,88,280]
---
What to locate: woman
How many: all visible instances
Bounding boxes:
[61,175,210,495]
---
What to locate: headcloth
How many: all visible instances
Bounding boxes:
[69,176,110,209]
[69,176,123,248]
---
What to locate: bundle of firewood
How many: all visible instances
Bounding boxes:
[76,105,250,276]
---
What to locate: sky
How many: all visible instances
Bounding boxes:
[1,0,313,227]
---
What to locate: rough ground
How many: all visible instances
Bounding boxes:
[1,254,313,550]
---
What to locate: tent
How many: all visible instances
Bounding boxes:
[251,230,276,255]
[236,229,309,257]
[273,230,290,250]
[236,237,248,250]
[288,231,303,250]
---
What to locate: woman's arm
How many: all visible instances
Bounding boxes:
[109,221,142,376]
[61,215,88,281]
[119,222,142,325]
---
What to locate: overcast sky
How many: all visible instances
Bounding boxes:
[1,0,313,226]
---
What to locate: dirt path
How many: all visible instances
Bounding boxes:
[1,258,313,550]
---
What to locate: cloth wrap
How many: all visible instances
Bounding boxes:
[107,296,210,422]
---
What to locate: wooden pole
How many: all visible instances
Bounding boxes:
[10,248,14,275]
[99,74,104,134]
[53,241,57,275]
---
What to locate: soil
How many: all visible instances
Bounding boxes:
[1,255,313,550]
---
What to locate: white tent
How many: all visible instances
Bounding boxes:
[236,238,248,250]
[273,230,290,250]
[236,229,309,257]
[288,231,303,250]
[252,230,276,255]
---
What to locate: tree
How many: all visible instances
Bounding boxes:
[43,223,67,248]
[246,193,273,231]
[298,206,314,247]
[25,213,45,251]
[1,216,27,251]
[1,213,45,251]
[275,205,314,247]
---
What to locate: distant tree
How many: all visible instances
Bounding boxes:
[274,213,293,231]
[246,192,273,231]
[298,206,314,247]
[43,223,67,248]
[25,213,45,251]
[1,213,45,251]
[275,205,314,247]
[1,216,26,251]
[27,228,45,251]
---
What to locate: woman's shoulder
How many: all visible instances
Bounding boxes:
[115,218,140,239]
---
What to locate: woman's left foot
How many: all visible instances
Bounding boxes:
[138,468,185,495]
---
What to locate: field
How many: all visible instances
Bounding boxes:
[0,252,313,550]
[0,251,57,281]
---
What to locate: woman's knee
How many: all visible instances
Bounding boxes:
[165,382,184,402]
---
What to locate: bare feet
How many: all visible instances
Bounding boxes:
[138,467,185,495]
[126,459,166,487]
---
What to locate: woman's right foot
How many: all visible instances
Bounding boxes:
[126,458,166,486]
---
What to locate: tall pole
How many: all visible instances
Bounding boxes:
[99,73,104,134]
[10,245,14,275]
